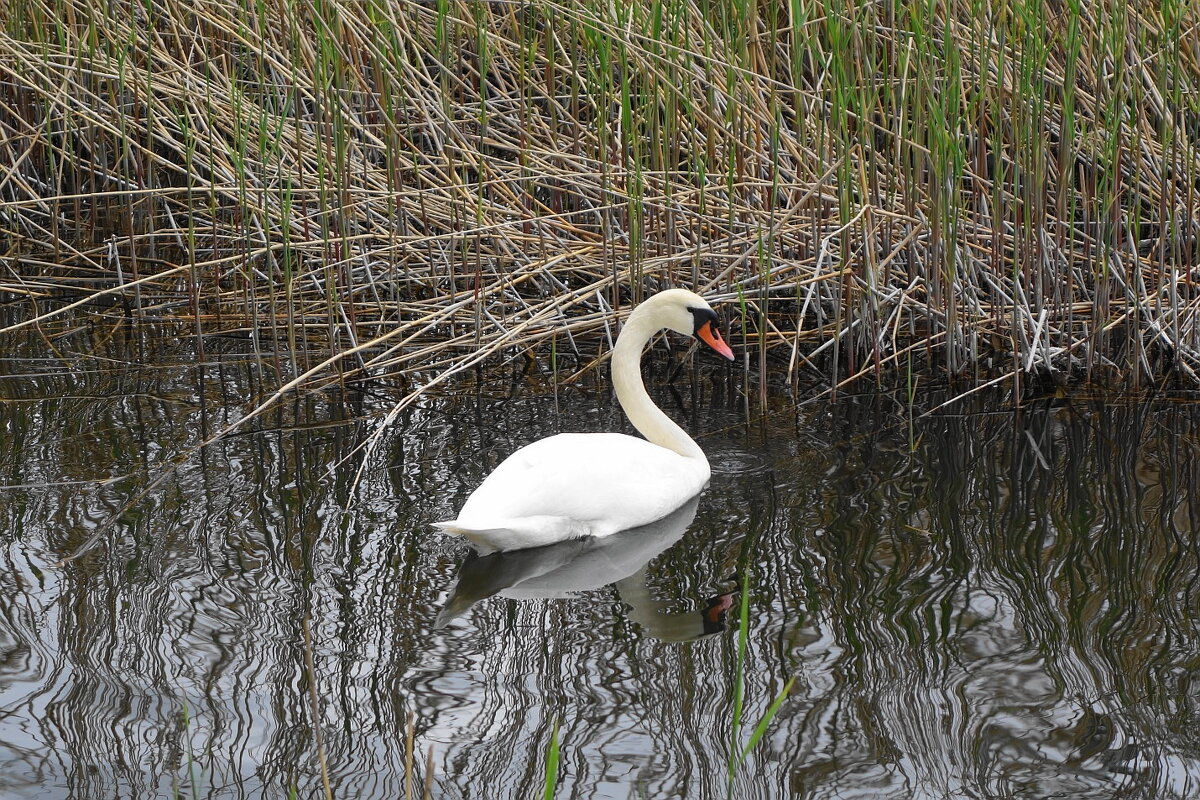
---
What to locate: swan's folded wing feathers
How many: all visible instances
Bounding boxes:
[456,433,706,526]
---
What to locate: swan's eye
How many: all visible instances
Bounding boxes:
[687,306,718,335]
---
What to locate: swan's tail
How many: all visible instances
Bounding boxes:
[431,517,591,553]
[432,520,499,553]
[434,520,540,554]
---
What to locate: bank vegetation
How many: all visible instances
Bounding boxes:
[2,0,1199,404]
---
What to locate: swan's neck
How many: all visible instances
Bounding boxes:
[611,312,706,461]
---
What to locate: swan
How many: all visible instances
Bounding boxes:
[433,288,734,552]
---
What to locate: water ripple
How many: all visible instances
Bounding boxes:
[2,326,1199,797]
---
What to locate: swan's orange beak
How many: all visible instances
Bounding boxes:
[697,320,735,360]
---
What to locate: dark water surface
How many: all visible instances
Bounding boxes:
[2,321,1200,799]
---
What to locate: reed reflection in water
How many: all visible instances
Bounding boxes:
[0,328,1198,798]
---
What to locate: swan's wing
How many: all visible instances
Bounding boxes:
[451,432,707,535]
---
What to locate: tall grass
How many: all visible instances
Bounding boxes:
[726,567,795,789]
[1,0,1198,404]
[541,717,561,800]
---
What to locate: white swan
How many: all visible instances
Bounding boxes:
[433,288,734,552]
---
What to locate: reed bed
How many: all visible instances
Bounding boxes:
[2,0,1199,402]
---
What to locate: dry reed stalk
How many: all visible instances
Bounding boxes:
[1,0,1197,415]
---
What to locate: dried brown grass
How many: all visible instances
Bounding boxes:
[1,0,1199,406]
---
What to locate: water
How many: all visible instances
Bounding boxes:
[2,319,1199,799]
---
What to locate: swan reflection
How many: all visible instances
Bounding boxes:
[436,495,733,641]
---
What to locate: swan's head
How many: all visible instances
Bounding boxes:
[635,289,735,360]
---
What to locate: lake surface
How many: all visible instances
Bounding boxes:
[2,319,1199,799]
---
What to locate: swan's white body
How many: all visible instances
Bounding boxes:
[433,289,733,552]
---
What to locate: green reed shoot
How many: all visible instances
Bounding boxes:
[727,567,795,788]
[542,717,561,800]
